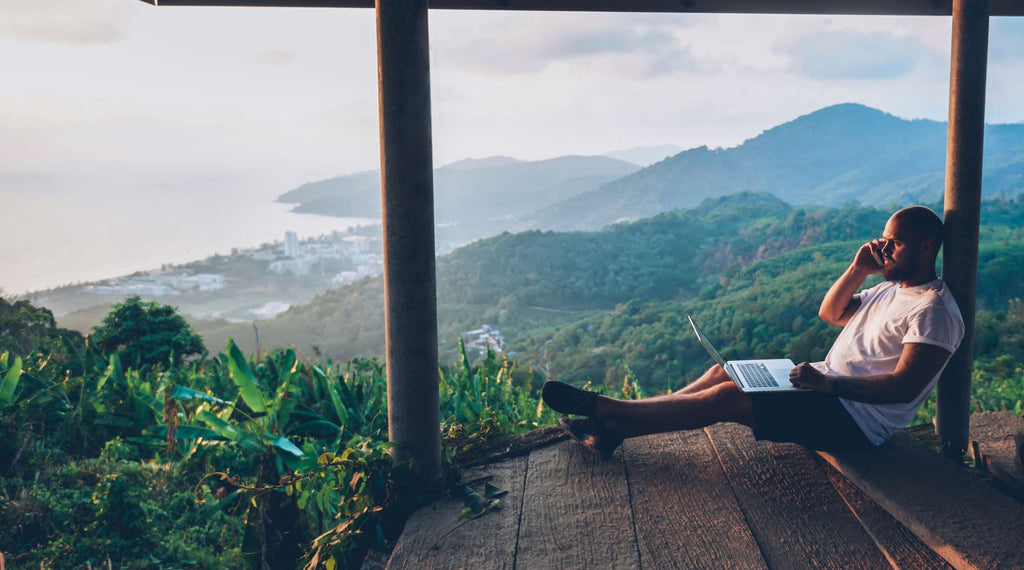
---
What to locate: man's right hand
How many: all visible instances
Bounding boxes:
[854,240,885,274]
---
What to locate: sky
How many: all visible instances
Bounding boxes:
[2,3,1023,289]
[3,3,1024,185]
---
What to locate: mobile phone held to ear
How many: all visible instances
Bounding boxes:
[871,249,883,266]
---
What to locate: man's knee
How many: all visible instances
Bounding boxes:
[706,381,754,425]
[706,364,732,383]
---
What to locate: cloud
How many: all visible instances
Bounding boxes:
[778,29,925,80]
[433,13,707,78]
[990,18,1024,62]
[0,0,135,44]
[255,49,298,66]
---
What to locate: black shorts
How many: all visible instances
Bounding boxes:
[750,390,874,452]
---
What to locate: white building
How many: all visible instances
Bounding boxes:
[284,231,300,258]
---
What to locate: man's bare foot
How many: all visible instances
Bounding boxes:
[558,417,624,460]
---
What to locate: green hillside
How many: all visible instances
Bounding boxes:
[199,192,1024,397]
[528,104,1024,230]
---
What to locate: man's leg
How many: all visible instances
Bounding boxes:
[593,379,753,439]
[675,364,733,395]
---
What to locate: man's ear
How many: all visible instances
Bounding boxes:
[922,238,938,256]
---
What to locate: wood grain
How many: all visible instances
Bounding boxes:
[516,440,639,569]
[706,423,891,569]
[622,430,767,569]
[819,431,1024,570]
[822,461,953,570]
[386,456,527,570]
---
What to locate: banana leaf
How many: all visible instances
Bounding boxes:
[0,355,22,403]
[171,385,227,405]
[96,354,123,393]
[225,339,267,413]
[270,435,304,456]
[196,409,264,453]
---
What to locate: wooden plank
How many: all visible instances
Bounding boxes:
[822,462,953,570]
[705,423,892,569]
[622,431,767,569]
[387,456,527,570]
[516,441,639,569]
[970,411,1024,500]
[819,431,1024,570]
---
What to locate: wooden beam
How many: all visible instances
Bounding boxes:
[938,0,987,463]
[144,0,1024,16]
[377,0,442,486]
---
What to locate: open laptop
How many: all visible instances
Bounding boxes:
[687,315,807,392]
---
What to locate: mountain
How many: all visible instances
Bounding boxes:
[277,155,640,243]
[197,192,891,363]
[526,104,1024,231]
[439,156,523,170]
[603,144,682,167]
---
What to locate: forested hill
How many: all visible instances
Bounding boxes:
[197,192,1024,395]
[527,104,1024,231]
[201,194,866,358]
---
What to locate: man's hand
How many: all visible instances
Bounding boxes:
[854,240,886,274]
[789,362,832,392]
[819,240,884,326]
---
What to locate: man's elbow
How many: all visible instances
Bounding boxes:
[818,308,842,326]
[893,379,929,404]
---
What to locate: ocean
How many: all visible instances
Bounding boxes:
[2,173,373,295]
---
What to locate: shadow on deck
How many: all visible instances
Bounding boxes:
[387,419,1024,569]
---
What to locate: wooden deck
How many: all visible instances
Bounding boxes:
[387,423,958,569]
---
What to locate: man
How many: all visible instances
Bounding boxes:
[542,206,965,457]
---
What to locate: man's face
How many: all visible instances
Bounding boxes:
[879,216,932,283]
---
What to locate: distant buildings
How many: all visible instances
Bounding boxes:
[284,231,300,257]
[83,272,225,297]
[464,324,506,355]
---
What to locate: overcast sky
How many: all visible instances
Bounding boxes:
[3,1,1023,197]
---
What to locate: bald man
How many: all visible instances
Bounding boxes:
[542,205,965,457]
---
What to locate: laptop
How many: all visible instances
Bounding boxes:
[687,315,806,392]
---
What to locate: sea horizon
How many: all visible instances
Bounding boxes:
[3,173,374,296]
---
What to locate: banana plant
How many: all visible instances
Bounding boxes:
[0,351,22,407]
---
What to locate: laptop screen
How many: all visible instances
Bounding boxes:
[687,315,729,370]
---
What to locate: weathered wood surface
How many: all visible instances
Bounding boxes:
[819,431,1024,570]
[516,441,639,569]
[455,425,568,469]
[386,456,527,570]
[822,459,953,570]
[622,430,766,569]
[970,411,1024,499]
[705,423,892,569]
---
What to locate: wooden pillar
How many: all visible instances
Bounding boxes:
[938,0,988,463]
[376,0,442,485]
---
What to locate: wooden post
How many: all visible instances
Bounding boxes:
[376,0,442,486]
[938,0,988,463]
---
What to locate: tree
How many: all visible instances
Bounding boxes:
[91,296,205,369]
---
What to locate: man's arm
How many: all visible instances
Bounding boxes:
[789,343,952,404]
[819,241,884,326]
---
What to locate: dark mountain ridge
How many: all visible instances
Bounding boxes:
[527,104,1024,230]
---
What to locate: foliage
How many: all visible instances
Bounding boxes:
[8,191,1024,568]
[91,295,206,370]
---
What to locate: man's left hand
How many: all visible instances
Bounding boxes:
[790,362,831,392]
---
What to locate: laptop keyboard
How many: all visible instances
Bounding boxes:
[736,362,779,388]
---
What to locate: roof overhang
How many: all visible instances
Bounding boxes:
[136,0,1024,16]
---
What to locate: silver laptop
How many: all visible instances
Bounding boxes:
[687,315,806,392]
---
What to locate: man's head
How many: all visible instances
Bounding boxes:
[879,205,943,285]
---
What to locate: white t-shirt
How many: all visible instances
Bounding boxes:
[816,278,965,445]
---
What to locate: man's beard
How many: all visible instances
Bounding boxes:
[882,261,914,282]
